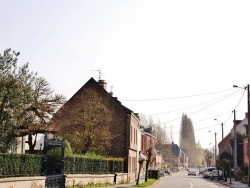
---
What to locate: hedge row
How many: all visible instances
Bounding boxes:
[0,154,42,178]
[64,156,124,174]
[0,154,124,178]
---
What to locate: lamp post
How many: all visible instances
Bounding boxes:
[214,119,224,141]
[209,131,217,161]
[209,130,219,181]
[233,84,249,186]
[233,109,237,180]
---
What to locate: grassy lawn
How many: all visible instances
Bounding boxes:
[134,179,157,187]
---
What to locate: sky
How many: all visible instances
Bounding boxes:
[1,0,250,149]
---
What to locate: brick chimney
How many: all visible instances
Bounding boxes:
[98,79,107,90]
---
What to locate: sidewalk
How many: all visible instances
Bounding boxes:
[103,176,250,188]
[101,176,149,188]
[218,178,249,188]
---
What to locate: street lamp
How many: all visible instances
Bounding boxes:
[214,119,224,141]
[209,130,219,181]
[233,84,250,186]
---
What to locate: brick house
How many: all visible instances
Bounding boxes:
[51,77,140,181]
[218,133,232,155]
[140,127,156,170]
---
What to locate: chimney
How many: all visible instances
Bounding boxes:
[98,79,107,90]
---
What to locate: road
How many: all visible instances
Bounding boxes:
[154,171,229,188]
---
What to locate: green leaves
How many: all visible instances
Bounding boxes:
[0,49,65,152]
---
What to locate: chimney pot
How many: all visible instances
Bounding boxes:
[99,79,107,90]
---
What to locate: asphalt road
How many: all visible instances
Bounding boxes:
[154,171,229,188]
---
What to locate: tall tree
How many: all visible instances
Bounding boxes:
[21,76,65,153]
[0,49,65,153]
[141,115,170,154]
[179,113,197,166]
[55,88,113,155]
[0,49,34,152]
[196,141,205,168]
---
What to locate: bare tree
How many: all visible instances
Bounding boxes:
[55,88,113,155]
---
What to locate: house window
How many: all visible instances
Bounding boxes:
[131,126,132,142]
[134,128,136,144]
[136,130,137,145]
[133,157,136,173]
[132,157,134,173]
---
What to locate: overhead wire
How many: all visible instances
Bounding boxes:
[160,89,241,124]
[214,88,246,136]
[146,89,240,116]
[137,87,247,146]
[120,88,234,101]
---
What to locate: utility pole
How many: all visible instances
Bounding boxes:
[215,132,217,162]
[233,109,237,180]
[233,84,249,185]
[214,119,224,150]
[248,84,250,187]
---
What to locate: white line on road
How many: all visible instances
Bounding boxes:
[185,179,193,188]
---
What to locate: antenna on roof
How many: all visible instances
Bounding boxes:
[91,70,103,81]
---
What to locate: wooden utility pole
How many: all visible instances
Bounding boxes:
[233,109,237,180]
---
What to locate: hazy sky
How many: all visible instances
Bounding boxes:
[1,0,250,149]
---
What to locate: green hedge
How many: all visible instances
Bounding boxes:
[64,155,124,174]
[0,154,42,178]
[0,154,124,178]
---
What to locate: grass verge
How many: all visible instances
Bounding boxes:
[134,179,157,187]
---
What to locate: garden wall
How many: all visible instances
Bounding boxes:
[0,173,128,188]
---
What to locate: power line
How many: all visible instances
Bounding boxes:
[121,88,234,101]
[159,89,240,124]
[146,90,240,116]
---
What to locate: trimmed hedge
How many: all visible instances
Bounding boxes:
[64,155,124,174]
[0,154,42,178]
[0,154,124,178]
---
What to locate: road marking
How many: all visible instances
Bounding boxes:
[185,179,193,188]
[188,181,193,188]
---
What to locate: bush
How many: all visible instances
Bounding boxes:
[0,153,124,178]
[64,155,124,174]
[0,154,42,178]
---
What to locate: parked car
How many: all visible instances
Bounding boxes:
[188,168,198,176]
[159,169,165,177]
[199,168,205,174]
[210,169,223,180]
[203,167,216,178]
[165,168,171,175]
